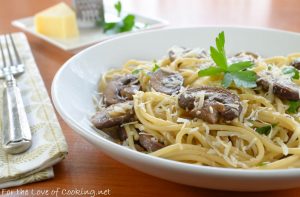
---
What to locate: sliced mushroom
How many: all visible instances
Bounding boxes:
[118,127,128,141]
[178,87,242,124]
[91,101,135,129]
[257,77,300,101]
[104,74,140,106]
[256,66,300,101]
[119,85,140,100]
[291,58,300,70]
[134,144,146,152]
[229,51,260,64]
[138,134,164,152]
[168,46,208,62]
[150,68,183,95]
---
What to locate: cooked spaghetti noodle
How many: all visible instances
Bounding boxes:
[93,47,300,169]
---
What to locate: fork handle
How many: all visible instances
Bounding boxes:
[2,76,32,154]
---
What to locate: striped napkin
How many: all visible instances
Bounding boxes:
[0,33,68,189]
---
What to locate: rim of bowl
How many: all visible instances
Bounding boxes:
[52,26,300,178]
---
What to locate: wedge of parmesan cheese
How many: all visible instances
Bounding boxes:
[34,2,79,38]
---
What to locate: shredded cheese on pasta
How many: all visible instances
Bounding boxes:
[97,50,300,169]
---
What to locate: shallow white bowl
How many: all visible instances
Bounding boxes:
[52,27,300,191]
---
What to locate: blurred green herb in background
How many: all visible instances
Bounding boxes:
[97,1,136,33]
[114,1,122,17]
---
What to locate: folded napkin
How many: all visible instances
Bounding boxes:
[0,33,68,189]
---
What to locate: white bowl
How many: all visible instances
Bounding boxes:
[52,26,300,191]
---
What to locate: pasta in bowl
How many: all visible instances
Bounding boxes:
[91,32,300,169]
[52,27,300,190]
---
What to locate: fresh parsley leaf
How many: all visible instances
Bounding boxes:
[282,67,294,74]
[227,61,253,72]
[132,69,142,75]
[222,71,257,88]
[210,46,227,70]
[103,22,117,32]
[103,14,135,33]
[282,66,300,80]
[295,71,299,79]
[152,64,160,72]
[222,73,234,88]
[197,31,257,88]
[120,14,135,32]
[231,71,257,88]
[212,32,228,69]
[100,1,136,33]
[256,124,277,135]
[198,66,224,76]
[267,65,272,70]
[216,31,225,54]
[114,1,122,17]
[257,162,268,167]
[287,100,300,113]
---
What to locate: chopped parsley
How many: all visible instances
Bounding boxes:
[152,64,160,72]
[198,31,257,88]
[267,65,272,71]
[287,100,300,113]
[282,66,300,80]
[132,68,143,75]
[257,162,268,167]
[255,124,277,135]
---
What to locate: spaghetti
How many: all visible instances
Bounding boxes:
[93,47,300,169]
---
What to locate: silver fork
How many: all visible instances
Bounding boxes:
[0,34,32,154]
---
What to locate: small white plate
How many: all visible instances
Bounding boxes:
[12,14,168,52]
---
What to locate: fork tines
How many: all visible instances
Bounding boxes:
[0,34,24,77]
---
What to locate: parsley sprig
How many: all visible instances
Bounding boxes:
[282,66,300,80]
[287,101,300,113]
[198,32,257,88]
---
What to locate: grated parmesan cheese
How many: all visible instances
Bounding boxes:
[224,142,232,157]
[245,107,267,121]
[239,100,248,122]
[243,121,253,128]
[138,103,146,111]
[188,127,199,134]
[193,91,205,110]
[274,137,289,156]
[209,106,214,114]
[177,117,190,123]
[203,123,210,136]
[243,138,257,151]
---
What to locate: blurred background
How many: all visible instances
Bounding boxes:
[0,0,299,33]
